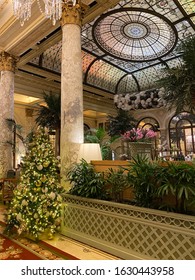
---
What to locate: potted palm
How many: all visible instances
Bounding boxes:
[106,109,137,159]
[157,36,195,113]
[107,108,136,137]
[35,92,61,156]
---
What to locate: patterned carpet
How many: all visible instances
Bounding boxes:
[0,222,78,260]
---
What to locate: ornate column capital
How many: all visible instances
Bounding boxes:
[61,1,88,27]
[0,51,17,73]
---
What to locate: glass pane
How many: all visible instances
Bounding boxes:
[185,128,194,153]
[177,119,191,128]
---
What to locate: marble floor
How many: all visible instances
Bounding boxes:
[0,203,120,260]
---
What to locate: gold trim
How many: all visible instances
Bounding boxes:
[0,51,17,72]
[61,1,88,27]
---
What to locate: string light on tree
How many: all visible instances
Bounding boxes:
[6,128,64,240]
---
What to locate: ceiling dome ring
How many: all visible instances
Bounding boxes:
[92,8,178,62]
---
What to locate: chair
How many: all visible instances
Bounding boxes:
[1,178,18,204]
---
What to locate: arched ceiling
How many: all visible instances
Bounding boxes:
[0,0,195,111]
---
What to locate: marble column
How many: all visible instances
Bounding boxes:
[0,52,16,178]
[60,2,86,188]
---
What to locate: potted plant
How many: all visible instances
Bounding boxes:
[84,127,114,160]
[35,92,61,156]
[121,127,157,159]
[106,109,137,159]
[125,154,161,208]
[67,159,107,199]
[107,108,136,137]
[157,161,195,214]
[105,168,129,202]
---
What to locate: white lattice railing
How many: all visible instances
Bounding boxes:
[61,194,195,260]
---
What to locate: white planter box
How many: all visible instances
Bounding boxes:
[61,194,195,260]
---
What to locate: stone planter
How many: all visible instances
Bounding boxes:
[61,194,195,260]
[128,142,152,159]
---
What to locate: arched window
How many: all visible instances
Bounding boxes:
[137,117,160,159]
[169,112,195,156]
[137,117,159,132]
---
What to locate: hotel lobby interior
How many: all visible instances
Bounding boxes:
[0,0,195,260]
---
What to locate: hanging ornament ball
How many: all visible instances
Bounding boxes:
[37,164,43,171]
[43,161,50,168]
[36,180,42,187]
[41,175,47,182]
[48,232,54,240]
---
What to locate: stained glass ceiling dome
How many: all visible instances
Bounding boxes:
[27,0,195,95]
[93,8,178,62]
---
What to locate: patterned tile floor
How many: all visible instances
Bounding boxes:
[0,203,120,260]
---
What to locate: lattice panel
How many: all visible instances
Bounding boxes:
[62,195,195,260]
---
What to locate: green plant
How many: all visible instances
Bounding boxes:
[105,168,130,202]
[67,159,107,199]
[157,36,195,113]
[125,154,161,208]
[107,108,136,137]
[157,162,195,213]
[84,127,116,159]
[35,92,61,156]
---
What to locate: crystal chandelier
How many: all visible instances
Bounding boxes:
[12,0,78,26]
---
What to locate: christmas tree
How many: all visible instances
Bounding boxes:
[5,128,64,240]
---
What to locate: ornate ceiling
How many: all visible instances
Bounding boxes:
[0,0,195,112]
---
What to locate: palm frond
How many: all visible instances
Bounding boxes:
[107,109,136,136]
[156,36,195,113]
[35,92,61,130]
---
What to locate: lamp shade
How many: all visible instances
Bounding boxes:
[77,143,102,163]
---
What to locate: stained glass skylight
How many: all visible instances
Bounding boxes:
[93,8,177,62]
[29,0,195,95]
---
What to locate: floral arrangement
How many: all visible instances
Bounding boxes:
[114,88,166,111]
[121,128,157,142]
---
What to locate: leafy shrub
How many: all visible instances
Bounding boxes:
[157,162,195,213]
[105,168,130,202]
[67,159,107,199]
[66,156,195,215]
[125,155,162,208]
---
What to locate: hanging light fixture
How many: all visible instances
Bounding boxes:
[12,0,78,26]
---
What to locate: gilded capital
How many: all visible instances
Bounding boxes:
[61,1,88,27]
[0,52,17,72]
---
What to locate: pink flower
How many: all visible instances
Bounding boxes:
[145,129,157,139]
[121,128,156,142]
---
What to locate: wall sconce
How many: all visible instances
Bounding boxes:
[77,143,102,163]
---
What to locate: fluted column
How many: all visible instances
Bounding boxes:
[0,52,16,178]
[60,2,86,188]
